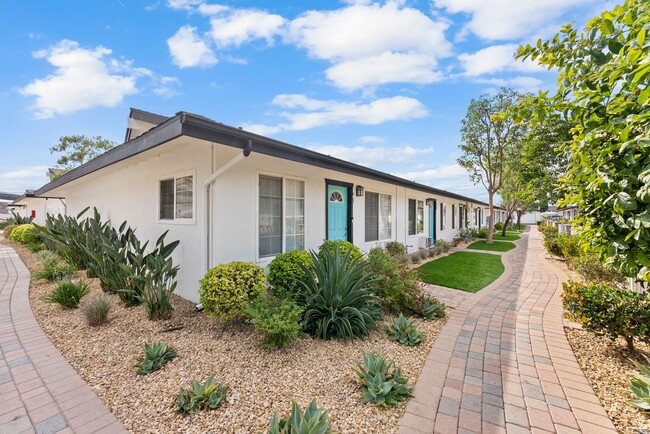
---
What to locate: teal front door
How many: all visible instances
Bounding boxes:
[327,184,348,241]
[427,199,436,243]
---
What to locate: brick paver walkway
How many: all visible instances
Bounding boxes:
[0,240,127,434]
[400,226,617,434]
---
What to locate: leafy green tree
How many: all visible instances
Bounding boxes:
[50,135,115,170]
[515,0,650,282]
[458,88,526,243]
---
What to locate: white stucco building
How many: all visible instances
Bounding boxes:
[31,108,495,302]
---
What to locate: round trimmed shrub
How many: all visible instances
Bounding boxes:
[268,250,314,300]
[9,224,39,244]
[199,261,266,321]
[384,241,406,258]
[3,225,17,238]
[494,222,504,230]
[318,240,363,263]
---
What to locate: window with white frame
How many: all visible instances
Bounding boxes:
[159,174,194,221]
[408,199,424,235]
[365,192,392,242]
[259,175,305,258]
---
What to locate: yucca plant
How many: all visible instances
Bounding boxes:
[353,352,412,407]
[44,280,90,308]
[385,314,423,346]
[175,376,228,414]
[81,294,113,326]
[630,355,650,412]
[267,400,333,434]
[297,246,380,341]
[410,295,445,320]
[137,341,177,375]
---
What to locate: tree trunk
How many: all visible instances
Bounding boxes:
[516,210,523,230]
[501,215,511,237]
[626,335,635,352]
[487,193,494,244]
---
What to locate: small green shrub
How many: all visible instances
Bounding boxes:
[317,240,363,263]
[543,232,562,256]
[562,281,650,351]
[427,248,437,258]
[475,228,488,239]
[418,249,428,260]
[367,247,421,314]
[81,294,112,326]
[385,314,423,346]
[175,376,228,414]
[9,224,39,244]
[494,222,504,230]
[384,241,406,258]
[33,251,75,281]
[199,261,266,322]
[410,254,420,264]
[45,280,90,308]
[267,400,333,434]
[137,341,177,375]
[28,242,45,253]
[268,251,314,300]
[410,294,445,320]
[557,234,581,260]
[573,254,625,286]
[244,293,304,348]
[629,356,650,412]
[297,247,380,341]
[436,240,451,252]
[3,225,17,238]
[539,224,558,239]
[353,352,412,407]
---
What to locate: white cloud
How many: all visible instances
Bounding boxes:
[394,163,468,183]
[209,9,286,47]
[433,0,590,40]
[167,25,217,68]
[459,44,544,77]
[358,135,385,144]
[20,40,138,119]
[325,52,442,91]
[0,166,50,180]
[476,76,545,93]
[0,165,50,194]
[307,144,434,168]
[242,94,428,135]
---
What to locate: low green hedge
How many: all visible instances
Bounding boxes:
[268,250,314,300]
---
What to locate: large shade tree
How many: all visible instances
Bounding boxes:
[50,135,116,170]
[458,88,527,243]
[516,0,650,282]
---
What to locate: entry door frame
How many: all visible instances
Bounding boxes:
[325,179,354,242]
[427,198,436,244]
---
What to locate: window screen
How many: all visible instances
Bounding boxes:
[365,192,379,242]
[259,175,283,257]
[285,179,305,252]
[408,199,416,235]
[159,179,174,220]
[175,176,193,219]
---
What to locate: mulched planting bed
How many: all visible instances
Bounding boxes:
[547,257,650,434]
[6,239,447,434]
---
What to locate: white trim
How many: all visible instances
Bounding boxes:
[157,168,196,226]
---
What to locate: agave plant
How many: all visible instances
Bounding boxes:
[137,340,177,375]
[175,376,228,414]
[630,355,650,412]
[353,352,412,407]
[296,246,380,341]
[411,295,445,320]
[267,400,333,434]
[385,314,424,346]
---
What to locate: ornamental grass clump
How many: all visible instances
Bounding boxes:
[267,400,333,434]
[562,281,650,351]
[45,280,90,309]
[297,246,380,341]
[353,352,412,407]
[385,314,423,346]
[81,294,112,326]
[175,376,227,414]
[137,341,176,375]
[33,250,75,281]
[199,261,266,321]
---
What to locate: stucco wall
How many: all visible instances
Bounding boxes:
[50,137,487,302]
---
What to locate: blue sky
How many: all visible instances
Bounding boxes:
[0,0,608,199]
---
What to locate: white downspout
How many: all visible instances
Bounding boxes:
[204,141,252,271]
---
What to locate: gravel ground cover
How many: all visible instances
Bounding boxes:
[5,239,447,434]
[548,257,650,434]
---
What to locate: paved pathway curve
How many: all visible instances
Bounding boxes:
[400,226,617,434]
[0,240,127,434]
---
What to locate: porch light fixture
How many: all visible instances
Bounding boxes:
[355,185,365,197]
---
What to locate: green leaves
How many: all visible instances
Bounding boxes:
[629,356,650,412]
[385,314,423,346]
[353,352,413,407]
[175,376,227,414]
[137,341,176,375]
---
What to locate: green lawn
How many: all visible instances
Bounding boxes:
[467,240,516,252]
[492,231,521,241]
[418,252,505,293]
